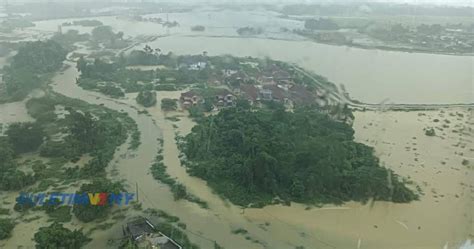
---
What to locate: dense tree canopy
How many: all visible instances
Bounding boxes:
[136,90,157,107]
[72,180,123,222]
[0,138,35,191]
[34,222,90,249]
[0,219,15,240]
[10,40,67,74]
[1,40,66,101]
[6,122,45,154]
[161,98,178,111]
[183,107,417,206]
[91,25,116,42]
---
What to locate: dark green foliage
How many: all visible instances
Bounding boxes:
[0,138,15,170]
[236,98,251,110]
[0,169,35,191]
[99,83,125,98]
[188,106,205,121]
[43,198,72,223]
[6,122,45,154]
[191,25,205,31]
[424,127,436,136]
[1,40,66,102]
[183,107,417,206]
[136,90,157,107]
[34,222,90,249]
[10,40,66,74]
[151,151,209,209]
[72,180,123,222]
[0,138,35,191]
[172,183,187,200]
[51,30,90,50]
[91,25,116,42]
[237,27,264,36]
[161,98,177,111]
[0,219,15,240]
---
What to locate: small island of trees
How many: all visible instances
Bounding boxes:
[182,106,418,206]
[136,90,157,107]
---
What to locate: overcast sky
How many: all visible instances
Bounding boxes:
[3,0,473,7]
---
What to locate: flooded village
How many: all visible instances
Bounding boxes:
[0,1,472,249]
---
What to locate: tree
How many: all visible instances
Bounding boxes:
[10,40,67,74]
[0,138,36,191]
[34,222,90,249]
[0,138,15,170]
[236,98,251,110]
[172,183,187,200]
[66,109,99,153]
[6,122,45,154]
[161,98,177,111]
[76,56,87,73]
[91,25,116,42]
[136,90,157,107]
[2,40,66,101]
[72,180,123,222]
[0,219,14,240]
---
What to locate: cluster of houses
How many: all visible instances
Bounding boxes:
[179,63,326,110]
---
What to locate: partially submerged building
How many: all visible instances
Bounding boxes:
[180,90,202,109]
[123,217,182,249]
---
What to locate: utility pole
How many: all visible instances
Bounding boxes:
[135,182,139,202]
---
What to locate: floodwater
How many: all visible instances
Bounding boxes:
[30,9,474,104]
[1,8,472,249]
[46,62,473,249]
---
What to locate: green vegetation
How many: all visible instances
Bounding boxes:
[191,25,206,32]
[237,27,264,36]
[232,228,248,235]
[72,180,123,222]
[0,219,15,240]
[0,138,35,191]
[424,127,436,136]
[161,98,178,111]
[51,30,90,50]
[1,40,67,102]
[34,222,90,248]
[151,146,209,209]
[43,198,72,223]
[182,107,417,206]
[90,25,126,49]
[6,122,45,154]
[136,90,157,107]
